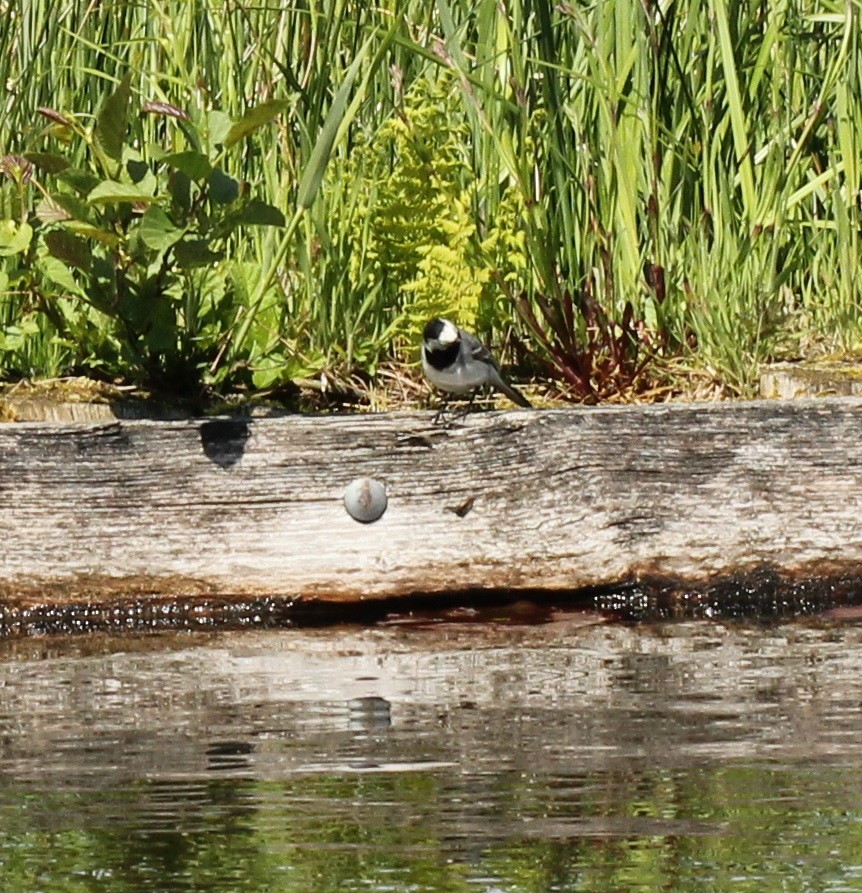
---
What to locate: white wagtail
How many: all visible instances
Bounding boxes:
[421,318,532,409]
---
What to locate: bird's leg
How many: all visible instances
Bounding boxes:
[432,392,454,426]
[453,390,478,420]
[432,392,476,427]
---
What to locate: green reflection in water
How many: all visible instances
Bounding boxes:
[1,765,861,893]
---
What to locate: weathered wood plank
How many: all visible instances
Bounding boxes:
[2,399,862,607]
[760,360,862,399]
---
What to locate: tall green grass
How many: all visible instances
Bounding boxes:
[1,0,860,398]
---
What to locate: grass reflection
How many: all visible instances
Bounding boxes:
[0,764,860,892]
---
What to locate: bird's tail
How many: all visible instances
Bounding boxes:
[490,369,532,408]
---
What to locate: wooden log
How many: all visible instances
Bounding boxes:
[2,398,862,619]
[760,360,862,399]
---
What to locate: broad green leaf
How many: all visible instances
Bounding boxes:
[141,299,177,352]
[58,168,101,196]
[64,222,120,247]
[36,196,71,225]
[133,167,158,194]
[169,170,192,211]
[20,316,40,336]
[208,168,239,204]
[51,192,94,222]
[36,255,86,296]
[163,151,212,180]
[0,220,32,256]
[44,229,93,271]
[283,354,325,379]
[88,180,157,204]
[235,201,285,227]
[95,72,132,162]
[126,159,150,183]
[0,325,31,350]
[251,355,290,389]
[138,206,184,251]
[174,239,223,269]
[249,351,323,387]
[25,152,69,174]
[224,99,290,150]
[207,110,234,148]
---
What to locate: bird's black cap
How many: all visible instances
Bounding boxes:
[423,318,446,341]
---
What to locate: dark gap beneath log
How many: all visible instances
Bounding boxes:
[1,564,861,639]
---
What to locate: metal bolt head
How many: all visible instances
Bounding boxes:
[343,477,388,523]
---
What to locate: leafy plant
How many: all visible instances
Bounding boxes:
[341,73,526,358]
[10,75,288,394]
[516,285,649,402]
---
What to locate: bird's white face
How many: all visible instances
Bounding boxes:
[433,319,460,348]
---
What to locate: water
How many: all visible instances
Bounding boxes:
[1,610,862,892]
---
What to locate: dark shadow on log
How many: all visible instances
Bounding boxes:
[199,418,251,468]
